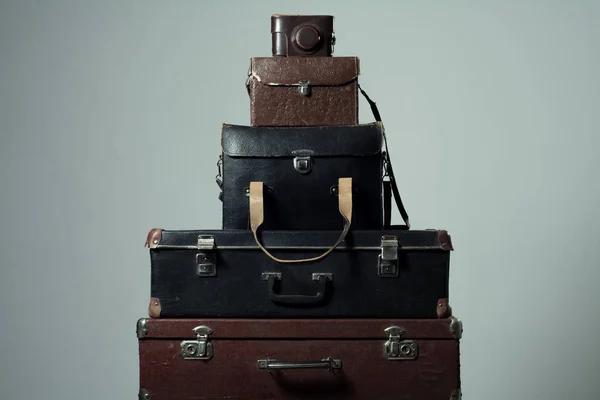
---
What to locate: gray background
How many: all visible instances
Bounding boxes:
[1,1,599,399]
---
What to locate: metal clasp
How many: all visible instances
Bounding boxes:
[384,326,418,360]
[180,326,214,360]
[298,79,311,96]
[292,149,313,174]
[378,236,399,277]
[197,236,216,277]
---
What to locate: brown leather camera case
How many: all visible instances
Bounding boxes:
[247,57,359,126]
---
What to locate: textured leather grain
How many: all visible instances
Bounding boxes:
[149,229,452,318]
[138,318,461,400]
[221,123,383,231]
[248,57,359,126]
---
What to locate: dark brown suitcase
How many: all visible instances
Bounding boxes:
[137,317,463,400]
[247,56,359,126]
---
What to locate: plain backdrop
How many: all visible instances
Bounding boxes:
[1,1,599,399]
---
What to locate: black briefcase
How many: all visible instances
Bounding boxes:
[144,227,454,319]
[218,122,408,231]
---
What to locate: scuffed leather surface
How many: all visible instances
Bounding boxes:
[251,57,359,85]
[249,57,359,126]
[221,123,382,157]
[221,124,383,230]
[149,229,451,318]
[143,317,459,339]
[139,332,459,399]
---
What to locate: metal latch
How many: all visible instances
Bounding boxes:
[197,235,216,277]
[383,326,418,360]
[180,325,213,360]
[378,236,399,277]
[298,79,311,96]
[292,149,313,174]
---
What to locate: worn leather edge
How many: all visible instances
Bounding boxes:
[252,74,359,87]
[436,298,452,319]
[148,297,162,318]
[250,56,360,86]
[145,228,163,248]
[220,122,383,157]
[438,230,454,251]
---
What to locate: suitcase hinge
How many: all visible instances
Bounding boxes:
[383,326,418,360]
[138,388,151,400]
[378,236,399,277]
[197,235,217,277]
[450,389,462,400]
[449,316,463,340]
[180,325,214,360]
[298,79,311,96]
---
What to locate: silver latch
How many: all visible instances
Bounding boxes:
[384,326,418,360]
[180,325,213,360]
[378,236,399,277]
[298,79,311,96]
[197,235,216,277]
[292,149,313,174]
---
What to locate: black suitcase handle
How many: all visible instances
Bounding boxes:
[249,178,352,264]
[264,273,332,305]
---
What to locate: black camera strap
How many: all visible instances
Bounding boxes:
[358,84,411,229]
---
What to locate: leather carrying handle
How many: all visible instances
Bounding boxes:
[268,275,329,305]
[250,178,352,264]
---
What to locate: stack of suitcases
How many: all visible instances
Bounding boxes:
[137,14,463,400]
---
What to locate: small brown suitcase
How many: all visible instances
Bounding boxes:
[247,56,359,126]
[137,317,463,400]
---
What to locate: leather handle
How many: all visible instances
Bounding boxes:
[250,177,352,264]
[268,275,329,305]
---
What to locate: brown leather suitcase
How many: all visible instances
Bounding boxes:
[247,56,359,126]
[137,317,463,400]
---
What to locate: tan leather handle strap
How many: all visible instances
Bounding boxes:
[250,178,353,264]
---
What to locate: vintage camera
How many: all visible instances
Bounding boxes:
[271,14,335,57]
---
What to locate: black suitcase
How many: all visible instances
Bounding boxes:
[144,228,454,319]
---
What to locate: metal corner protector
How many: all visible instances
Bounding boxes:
[148,297,162,318]
[438,230,454,251]
[136,318,149,339]
[145,228,163,248]
[449,316,463,340]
